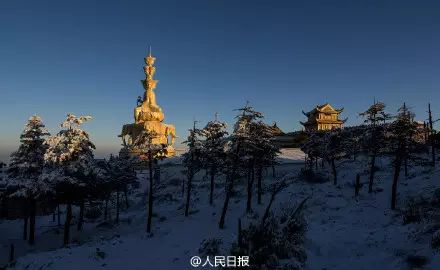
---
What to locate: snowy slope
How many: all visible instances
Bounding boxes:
[3,156,440,270]
[159,148,306,165]
[277,148,306,164]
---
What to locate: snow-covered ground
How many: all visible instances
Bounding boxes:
[1,151,440,270]
[277,148,306,164]
[161,147,306,165]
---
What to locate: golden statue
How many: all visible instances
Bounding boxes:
[119,49,176,158]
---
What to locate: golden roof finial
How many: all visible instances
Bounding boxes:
[145,45,156,67]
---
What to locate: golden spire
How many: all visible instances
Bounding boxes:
[144,47,157,83]
[140,48,160,112]
[145,48,156,70]
[121,47,177,158]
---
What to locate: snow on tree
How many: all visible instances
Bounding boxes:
[360,101,392,192]
[219,103,262,228]
[360,101,391,125]
[249,120,281,205]
[182,121,204,217]
[343,125,365,161]
[43,114,95,245]
[106,154,137,223]
[230,178,308,270]
[322,130,348,185]
[85,154,137,225]
[300,131,326,172]
[233,105,264,213]
[301,128,353,185]
[200,116,228,205]
[87,158,113,221]
[388,104,424,210]
[128,130,167,233]
[6,115,50,245]
[8,115,50,188]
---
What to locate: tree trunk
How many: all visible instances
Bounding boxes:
[237,218,243,248]
[355,174,360,197]
[9,244,14,263]
[391,157,402,210]
[63,202,72,246]
[209,168,215,205]
[124,185,129,209]
[219,141,241,229]
[262,189,278,226]
[219,175,233,229]
[428,103,435,166]
[57,203,61,227]
[246,164,253,213]
[28,199,36,245]
[404,157,408,177]
[22,209,28,241]
[185,172,193,217]
[147,152,154,233]
[77,200,84,231]
[257,165,263,205]
[331,159,337,185]
[181,178,185,198]
[104,198,108,220]
[368,154,376,193]
[116,189,120,224]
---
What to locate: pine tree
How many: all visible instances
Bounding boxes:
[234,105,264,213]
[7,115,50,245]
[129,130,167,233]
[107,154,137,223]
[200,116,228,205]
[342,125,365,162]
[301,131,326,172]
[389,104,419,210]
[302,128,354,185]
[323,130,347,185]
[250,120,280,205]
[96,159,113,221]
[428,103,437,166]
[360,101,391,192]
[182,121,203,217]
[44,114,95,246]
[219,103,261,228]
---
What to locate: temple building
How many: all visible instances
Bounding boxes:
[119,50,176,158]
[268,122,284,136]
[300,103,347,131]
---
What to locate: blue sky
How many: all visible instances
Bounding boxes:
[1,0,439,161]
